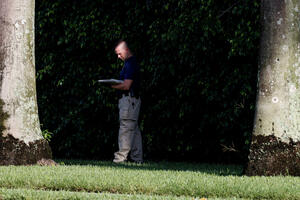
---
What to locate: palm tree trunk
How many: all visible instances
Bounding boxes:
[245,0,300,176]
[0,0,52,165]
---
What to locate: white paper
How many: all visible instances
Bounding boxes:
[98,79,124,85]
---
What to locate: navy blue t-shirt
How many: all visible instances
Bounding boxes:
[119,56,140,96]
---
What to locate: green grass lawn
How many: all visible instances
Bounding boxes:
[0,160,299,200]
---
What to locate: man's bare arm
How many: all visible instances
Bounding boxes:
[111,79,133,90]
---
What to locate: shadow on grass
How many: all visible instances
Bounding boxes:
[56,159,243,176]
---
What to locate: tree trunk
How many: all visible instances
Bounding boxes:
[0,0,52,165]
[245,0,300,176]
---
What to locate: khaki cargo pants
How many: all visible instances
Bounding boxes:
[113,95,143,163]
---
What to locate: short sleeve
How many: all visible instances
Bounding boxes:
[124,61,135,80]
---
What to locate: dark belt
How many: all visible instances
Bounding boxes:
[119,91,139,99]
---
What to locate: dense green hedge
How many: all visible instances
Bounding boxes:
[35,0,260,163]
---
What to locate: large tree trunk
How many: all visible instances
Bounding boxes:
[245,0,300,176]
[0,0,52,165]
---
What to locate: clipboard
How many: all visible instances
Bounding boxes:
[98,79,124,85]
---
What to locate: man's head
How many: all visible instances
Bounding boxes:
[115,40,132,61]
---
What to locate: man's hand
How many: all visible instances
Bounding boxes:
[111,79,133,90]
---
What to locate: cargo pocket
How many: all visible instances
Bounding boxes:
[119,96,131,119]
[129,97,141,120]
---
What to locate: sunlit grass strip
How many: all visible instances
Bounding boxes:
[0,188,250,200]
[0,188,199,200]
[0,161,299,199]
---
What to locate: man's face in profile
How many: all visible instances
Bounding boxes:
[115,43,128,61]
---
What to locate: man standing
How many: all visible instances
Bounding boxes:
[112,40,143,164]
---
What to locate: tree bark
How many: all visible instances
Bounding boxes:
[245,0,300,176]
[0,0,52,165]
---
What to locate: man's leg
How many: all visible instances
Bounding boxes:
[129,125,143,162]
[129,97,142,162]
[113,119,136,163]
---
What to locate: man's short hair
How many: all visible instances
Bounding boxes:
[115,39,134,53]
[115,39,129,49]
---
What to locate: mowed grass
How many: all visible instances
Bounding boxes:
[0,188,202,200]
[0,188,250,200]
[0,160,299,200]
